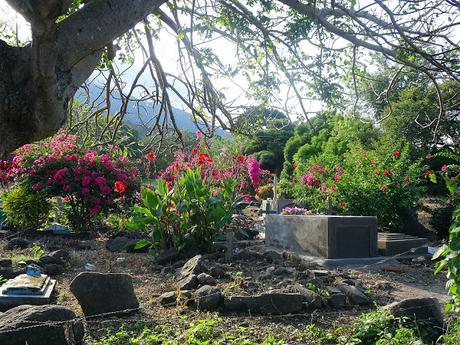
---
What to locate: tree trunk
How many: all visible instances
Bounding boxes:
[0,0,167,157]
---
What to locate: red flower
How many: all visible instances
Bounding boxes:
[114,180,127,193]
[339,201,347,207]
[371,160,377,166]
[393,150,400,157]
[374,171,380,176]
[293,162,298,169]
[384,169,392,175]
[144,151,157,161]
[198,152,213,165]
[237,155,245,164]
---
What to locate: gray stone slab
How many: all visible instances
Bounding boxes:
[378,233,428,256]
[265,215,378,259]
[0,279,56,308]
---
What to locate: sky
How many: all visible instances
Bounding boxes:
[0,1,324,122]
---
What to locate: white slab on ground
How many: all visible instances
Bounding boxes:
[0,279,56,307]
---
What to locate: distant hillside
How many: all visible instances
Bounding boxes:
[77,84,231,138]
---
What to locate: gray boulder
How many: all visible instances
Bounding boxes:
[70,272,139,316]
[193,285,223,310]
[0,258,12,267]
[158,290,192,306]
[177,274,199,290]
[180,255,205,279]
[289,284,324,309]
[338,283,371,306]
[106,236,131,252]
[327,293,346,308]
[197,273,217,286]
[224,292,306,314]
[5,238,30,250]
[382,298,443,326]
[0,305,84,345]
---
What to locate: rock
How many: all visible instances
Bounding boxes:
[193,285,223,310]
[380,264,405,273]
[342,279,364,290]
[197,273,217,286]
[0,258,12,268]
[105,236,131,252]
[326,286,342,295]
[337,284,371,306]
[290,284,324,309]
[412,256,428,264]
[0,267,23,279]
[155,248,181,265]
[311,270,330,277]
[0,304,84,345]
[44,264,64,276]
[382,298,443,326]
[70,272,139,317]
[177,274,199,290]
[39,255,62,266]
[209,265,226,279]
[260,266,275,280]
[233,249,263,261]
[224,292,306,314]
[327,293,346,308]
[50,250,70,262]
[4,238,30,250]
[158,290,192,306]
[273,266,295,276]
[263,250,283,264]
[180,255,205,279]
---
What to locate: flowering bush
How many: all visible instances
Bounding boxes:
[158,138,270,197]
[2,133,139,231]
[291,144,425,230]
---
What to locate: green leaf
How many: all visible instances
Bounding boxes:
[134,239,151,250]
[432,244,448,260]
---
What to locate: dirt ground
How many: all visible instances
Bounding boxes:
[0,235,450,344]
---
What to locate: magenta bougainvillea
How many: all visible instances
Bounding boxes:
[158,140,269,197]
[2,133,138,231]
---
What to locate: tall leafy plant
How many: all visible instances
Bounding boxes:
[432,164,460,312]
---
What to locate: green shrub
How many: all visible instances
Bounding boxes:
[129,168,247,254]
[1,186,51,230]
[291,144,425,230]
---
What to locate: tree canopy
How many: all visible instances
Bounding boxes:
[0,0,459,156]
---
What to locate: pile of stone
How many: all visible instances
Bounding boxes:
[157,253,375,314]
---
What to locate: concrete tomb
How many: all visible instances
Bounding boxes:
[0,272,56,308]
[265,214,378,259]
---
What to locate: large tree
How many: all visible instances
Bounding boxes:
[1,0,459,157]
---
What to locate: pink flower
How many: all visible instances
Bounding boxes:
[101,185,111,195]
[244,196,252,202]
[441,164,447,172]
[393,150,400,157]
[246,155,261,187]
[300,172,319,187]
[63,185,71,192]
[82,176,92,187]
[117,173,127,180]
[31,182,42,191]
[95,176,106,186]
